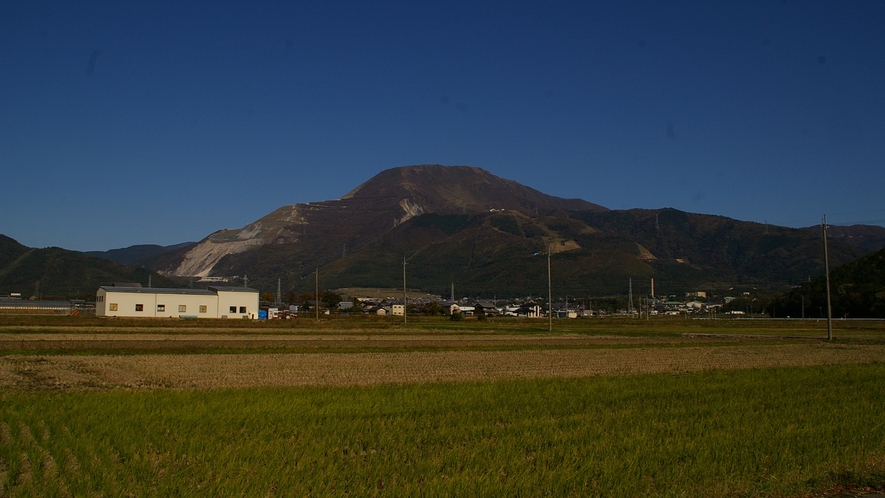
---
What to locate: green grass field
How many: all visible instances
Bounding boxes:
[1,316,884,496]
[1,365,884,496]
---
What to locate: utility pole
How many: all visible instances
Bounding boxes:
[823,215,833,340]
[628,278,634,317]
[276,277,281,307]
[315,268,319,322]
[547,245,553,332]
[403,257,407,325]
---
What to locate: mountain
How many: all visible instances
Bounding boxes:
[800,224,885,253]
[340,165,603,215]
[0,236,178,299]
[313,208,869,298]
[144,165,879,298]
[0,234,31,269]
[769,247,885,318]
[154,165,606,279]
[86,242,196,266]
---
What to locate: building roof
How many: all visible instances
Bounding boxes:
[99,286,216,296]
[0,300,73,310]
[99,286,258,296]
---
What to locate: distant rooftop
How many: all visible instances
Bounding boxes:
[99,286,258,295]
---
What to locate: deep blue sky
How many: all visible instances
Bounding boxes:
[2,1,884,252]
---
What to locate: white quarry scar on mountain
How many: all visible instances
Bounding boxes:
[167,205,307,277]
[166,238,260,278]
[166,198,422,277]
[395,198,425,226]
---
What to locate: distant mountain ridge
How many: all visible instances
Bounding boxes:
[157,165,607,279]
[86,242,196,266]
[138,165,884,298]
[770,246,885,318]
[4,165,885,299]
[316,207,876,298]
[0,235,177,299]
[799,224,885,253]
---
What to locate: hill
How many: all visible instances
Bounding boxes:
[151,165,606,280]
[138,165,877,298]
[312,208,869,298]
[800,224,885,253]
[769,247,885,318]
[86,242,196,266]
[341,165,603,215]
[9,165,880,301]
[0,236,179,299]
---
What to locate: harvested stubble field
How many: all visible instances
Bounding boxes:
[2,316,885,497]
[1,316,884,391]
[2,341,885,391]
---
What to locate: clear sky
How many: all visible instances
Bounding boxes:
[2,1,884,252]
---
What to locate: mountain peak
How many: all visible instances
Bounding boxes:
[163,164,607,278]
[342,164,606,215]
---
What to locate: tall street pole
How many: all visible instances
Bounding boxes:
[823,215,833,340]
[315,267,319,322]
[403,257,407,325]
[548,245,552,332]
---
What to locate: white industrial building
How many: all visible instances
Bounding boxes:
[96,285,259,319]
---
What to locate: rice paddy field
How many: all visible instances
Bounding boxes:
[1,315,884,496]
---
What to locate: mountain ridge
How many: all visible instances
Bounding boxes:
[0,236,178,299]
[160,165,608,279]
[144,165,884,297]
[769,246,885,318]
[4,165,885,299]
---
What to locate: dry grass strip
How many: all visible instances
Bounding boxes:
[0,332,734,352]
[0,343,883,391]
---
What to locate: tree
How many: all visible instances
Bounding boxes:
[422,302,443,316]
[320,291,342,311]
